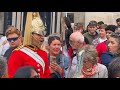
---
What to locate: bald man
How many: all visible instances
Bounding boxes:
[66,31,86,78]
[69,31,85,50]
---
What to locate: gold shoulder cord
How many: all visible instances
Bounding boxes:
[13,45,24,51]
[25,45,37,51]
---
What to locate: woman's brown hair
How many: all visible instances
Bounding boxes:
[48,33,61,45]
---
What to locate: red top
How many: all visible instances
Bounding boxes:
[68,42,102,64]
[96,41,108,57]
[96,41,108,63]
[8,46,51,78]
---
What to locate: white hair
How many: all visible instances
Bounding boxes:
[76,35,84,43]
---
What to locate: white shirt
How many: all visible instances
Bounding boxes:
[0,36,10,56]
[99,38,107,43]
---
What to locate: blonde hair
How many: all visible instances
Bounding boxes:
[5,26,21,37]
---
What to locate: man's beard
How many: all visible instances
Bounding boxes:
[31,35,44,49]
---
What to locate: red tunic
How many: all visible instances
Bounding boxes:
[8,46,51,78]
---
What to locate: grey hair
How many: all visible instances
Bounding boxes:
[108,57,120,78]
[0,56,7,77]
[76,35,84,43]
[83,45,98,64]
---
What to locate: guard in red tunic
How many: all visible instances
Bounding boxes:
[8,12,50,78]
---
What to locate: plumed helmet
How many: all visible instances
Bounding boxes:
[23,12,46,46]
[31,15,46,36]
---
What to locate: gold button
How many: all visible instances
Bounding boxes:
[38,69,40,71]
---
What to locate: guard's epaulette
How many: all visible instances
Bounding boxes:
[25,45,37,51]
[13,45,24,51]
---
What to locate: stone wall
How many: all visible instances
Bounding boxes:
[74,12,85,27]
[73,12,120,28]
[85,12,120,27]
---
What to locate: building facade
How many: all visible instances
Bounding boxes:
[1,12,120,37]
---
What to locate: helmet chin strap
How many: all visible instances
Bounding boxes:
[31,35,43,49]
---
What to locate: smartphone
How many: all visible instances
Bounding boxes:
[50,56,56,63]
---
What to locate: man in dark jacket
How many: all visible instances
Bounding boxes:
[64,17,73,49]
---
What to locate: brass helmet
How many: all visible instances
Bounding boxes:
[23,12,46,47]
[31,12,46,36]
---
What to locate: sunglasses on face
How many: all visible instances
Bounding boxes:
[7,37,19,42]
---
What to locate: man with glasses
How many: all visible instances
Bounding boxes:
[4,26,23,60]
[67,31,86,78]
[8,12,50,78]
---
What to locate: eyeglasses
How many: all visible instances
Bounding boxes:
[7,37,19,42]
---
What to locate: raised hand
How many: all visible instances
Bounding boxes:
[50,62,62,73]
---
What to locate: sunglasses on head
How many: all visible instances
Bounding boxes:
[7,37,19,42]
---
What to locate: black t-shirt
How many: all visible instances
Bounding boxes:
[4,47,14,60]
[65,28,73,49]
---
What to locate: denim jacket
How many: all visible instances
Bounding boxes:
[100,51,118,68]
